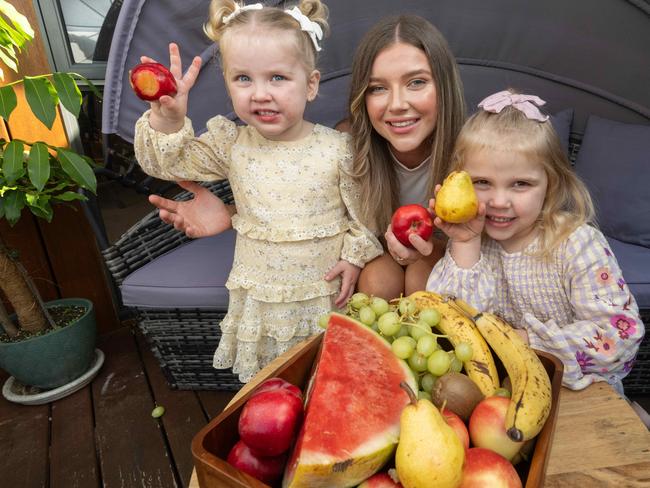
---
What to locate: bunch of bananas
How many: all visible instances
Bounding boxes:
[408,291,552,442]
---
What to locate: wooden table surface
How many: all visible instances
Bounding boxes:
[190,344,650,488]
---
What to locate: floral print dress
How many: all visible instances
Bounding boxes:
[134,113,382,382]
[426,224,644,392]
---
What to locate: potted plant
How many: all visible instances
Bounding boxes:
[0,2,102,397]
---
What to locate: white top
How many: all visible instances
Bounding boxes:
[391,150,431,207]
[427,224,643,392]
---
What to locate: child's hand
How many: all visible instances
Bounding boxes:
[143,43,202,134]
[148,181,233,238]
[429,193,486,244]
[385,224,433,265]
[324,260,361,308]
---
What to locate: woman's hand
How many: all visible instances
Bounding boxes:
[324,260,361,308]
[148,181,233,238]
[142,42,202,133]
[385,224,434,266]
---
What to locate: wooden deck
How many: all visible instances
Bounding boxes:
[0,325,236,488]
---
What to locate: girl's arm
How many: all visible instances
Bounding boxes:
[522,226,644,391]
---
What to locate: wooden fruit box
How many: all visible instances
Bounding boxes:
[191,333,563,488]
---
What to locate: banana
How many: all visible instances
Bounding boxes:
[473,312,552,442]
[408,291,499,397]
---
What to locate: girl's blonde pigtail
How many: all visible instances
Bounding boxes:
[204,0,239,42]
[298,0,330,37]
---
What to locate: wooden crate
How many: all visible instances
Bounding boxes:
[191,333,563,488]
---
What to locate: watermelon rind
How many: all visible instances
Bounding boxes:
[283,313,417,487]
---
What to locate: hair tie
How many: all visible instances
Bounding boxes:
[478,90,549,122]
[222,3,263,25]
[284,6,323,52]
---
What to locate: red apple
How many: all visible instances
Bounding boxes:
[227,439,286,484]
[251,377,302,401]
[358,471,403,487]
[391,204,434,247]
[469,396,524,461]
[239,386,304,456]
[460,447,523,488]
[442,408,470,451]
[129,62,177,101]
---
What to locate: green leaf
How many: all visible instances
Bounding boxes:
[57,148,96,193]
[0,1,34,40]
[2,139,24,184]
[26,193,52,222]
[27,142,50,191]
[52,191,85,202]
[0,44,17,72]
[69,73,102,99]
[24,76,57,129]
[0,84,17,120]
[2,189,24,225]
[52,72,82,118]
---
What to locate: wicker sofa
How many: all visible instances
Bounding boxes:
[96,0,649,393]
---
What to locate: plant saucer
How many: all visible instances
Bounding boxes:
[2,348,104,405]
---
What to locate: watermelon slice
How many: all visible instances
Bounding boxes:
[282,313,417,487]
[358,472,403,487]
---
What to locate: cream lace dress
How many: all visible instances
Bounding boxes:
[134,113,382,382]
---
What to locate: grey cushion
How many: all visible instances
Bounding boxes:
[549,108,573,154]
[606,237,650,310]
[575,116,650,247]
[120,230,236,309]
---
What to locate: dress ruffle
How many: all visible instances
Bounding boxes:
[232,215,350,242]
[212,291,332,382]
[225,275,340,303]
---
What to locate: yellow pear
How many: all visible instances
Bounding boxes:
[395,382,465,488]
[434,170,478,223]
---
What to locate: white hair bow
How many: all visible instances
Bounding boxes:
[222,2,263,25]
[284,6,323,52]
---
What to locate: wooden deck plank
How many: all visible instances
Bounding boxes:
[0,370,50,488]
[92,327,178,488]
[50,386,100,488]
[196,391,236,421]
[136,331,209,487]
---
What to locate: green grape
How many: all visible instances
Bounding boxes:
[449,355,463,373]
[409,320,431,340]
[418,391,432,402]
[317,313,330,329]
[419,308,441,327]
[398,298,417,317]
[408,352,429,373]
[370,296,390,316]
[427,349,452,376]
[395,325,410,338]
[358,306,376,326]
[494,387,511,398]
[420,373,437,393]
[370,322,380,333]
[378,312,401,336]
[416,335,438,357]
[349,292,370,310]
[392,336,417,359]
[454,342,474,362]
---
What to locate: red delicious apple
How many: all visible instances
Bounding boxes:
[469,396,524,461]
[251,377,302,401]
[460,447,523,488]
[129,62,177,101]
[239,386,304,456]
[358,471,403,487]
[442,408,470,451]
[227,439,286,484]
[390,204,434,247]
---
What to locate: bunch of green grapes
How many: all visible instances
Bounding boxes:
[322,294,475,401]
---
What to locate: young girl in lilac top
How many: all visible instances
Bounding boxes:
[427,89,644,392]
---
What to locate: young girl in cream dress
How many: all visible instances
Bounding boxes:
[133,0,382,382]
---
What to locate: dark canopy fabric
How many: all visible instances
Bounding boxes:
[102,0,650,143]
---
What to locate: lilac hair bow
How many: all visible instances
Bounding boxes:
[478,90,549,122]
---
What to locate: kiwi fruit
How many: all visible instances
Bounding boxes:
[432,372,484,421]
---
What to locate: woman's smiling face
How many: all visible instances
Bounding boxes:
[364,42,438,168]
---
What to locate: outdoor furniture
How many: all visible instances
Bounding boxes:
[96,0,650,392]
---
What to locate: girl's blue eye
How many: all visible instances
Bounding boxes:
[236,75,250,82]
[514,181,530,188]
[271,74,285,81]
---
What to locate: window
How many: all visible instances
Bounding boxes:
[35,0,124,82]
